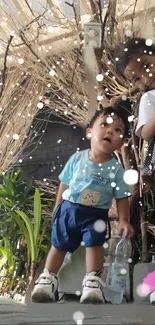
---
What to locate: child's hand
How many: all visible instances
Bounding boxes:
[117,221,134,238]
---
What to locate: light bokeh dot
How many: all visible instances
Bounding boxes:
[145,39,153,46]
[96,74,104,82]
[97,95,103,101]
[125,30,133,37]
[128,258,132,263]
[81,241,85,246]
[128,115,134,122]
[123,169,138,185]
[106,116,113,124]
[109,172,115,179]
[73,311,85,323]
[49,69,55,76]
[37,102,44,109]
[94,220,106,233]
[103,242,109,249]
[120,268,127,275]
[77,321,83,325]
[13,134,19,140]
[122,95,127,101]
[87,133,92,139]
[18,58,24,64]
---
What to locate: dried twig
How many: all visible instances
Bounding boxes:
[101,4,110,45]
[24,10,48,29]
[131,0,138,31]
[98,0,103,24]
[0,35,14,98]
[65,1,80,29]
[89,0,100,21]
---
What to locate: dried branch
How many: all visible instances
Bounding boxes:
[101,2,111,45]
[98,0,103,23]
[0,35,14,98]
[89,0,100,21]
[107,0,117,44]
[101,0,117,46]
[19,31,39,61]
[24,0,37,19]
[65,1,81,29]
[131,0,138,31]
[71,52,80,85]
[24,9,48,29]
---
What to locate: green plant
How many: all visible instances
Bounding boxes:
[0,169,52,295]
[15,188,50,280]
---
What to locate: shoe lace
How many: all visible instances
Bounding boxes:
[35,272,57,284]
[83,275,105,289]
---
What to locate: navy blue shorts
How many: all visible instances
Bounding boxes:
[51,200,111,253]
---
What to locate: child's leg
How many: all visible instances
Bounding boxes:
[45,246,67,274]
[85,246,104,273]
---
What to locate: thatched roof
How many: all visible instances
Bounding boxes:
[0,0,154,174]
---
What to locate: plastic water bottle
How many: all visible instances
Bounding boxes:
[115,232,132,259]
[104,232,132,304]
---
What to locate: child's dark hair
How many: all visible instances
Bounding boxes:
[88,106,130,138]
[115,38,155,77]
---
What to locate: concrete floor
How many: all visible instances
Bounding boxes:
[0,298,154,325]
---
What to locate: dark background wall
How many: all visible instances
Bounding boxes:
[18,118,89,182]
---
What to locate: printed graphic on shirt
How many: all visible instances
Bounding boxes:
[69,174,110,204]
[80,189,100,206]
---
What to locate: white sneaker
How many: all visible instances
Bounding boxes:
[80,271,105,304]
[150,291,155,305]
[31,269,58,302]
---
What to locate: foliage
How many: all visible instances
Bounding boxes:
[0,169,52,297]
[15,188,51,268]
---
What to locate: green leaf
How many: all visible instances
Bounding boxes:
[34,188,41,244]
[38,219,49,247]
[15,210,36,263]
[0,245,7,259]
[14,213,31,253]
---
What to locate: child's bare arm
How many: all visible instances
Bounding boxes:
[53,182,68,212]
[116,197,134,238]
[141,114,155,142]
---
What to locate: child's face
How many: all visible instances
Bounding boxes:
[87,114,125,154]
[124,54,155,92]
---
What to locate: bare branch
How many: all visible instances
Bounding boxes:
[24,0,41,27]
[98,0,103,24]
[19,31,40,61]
[0,35,14,98]
[65,1,81,29]
[131,0,138,31]
[24,9,48,29]
[101,0,117,46]
[89,0,100,21]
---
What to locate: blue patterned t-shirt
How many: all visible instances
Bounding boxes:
[59,149,130,209]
